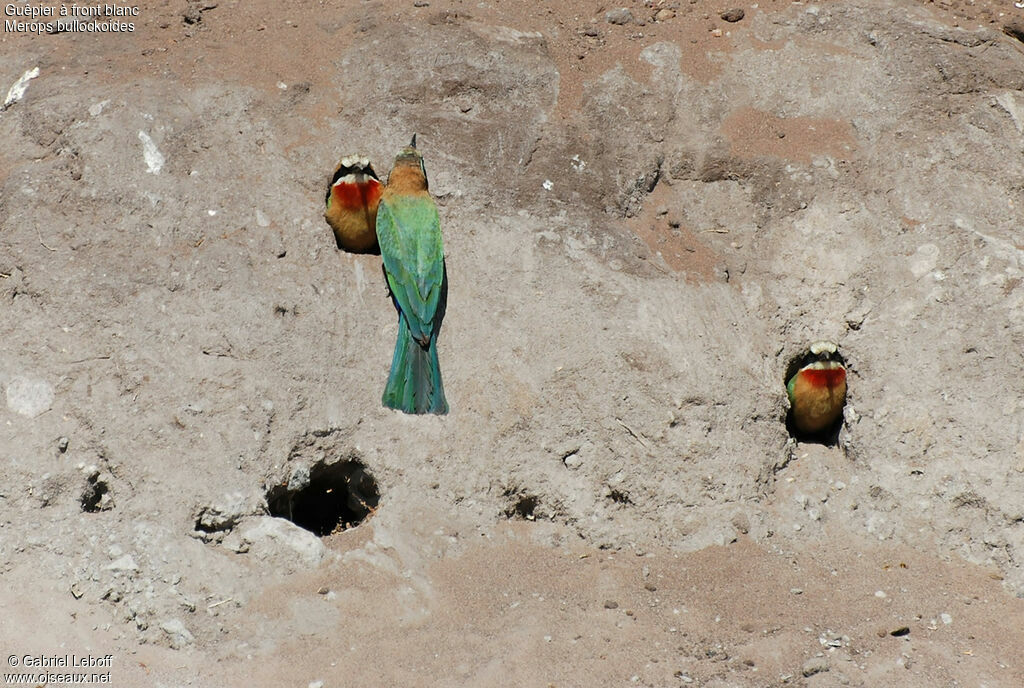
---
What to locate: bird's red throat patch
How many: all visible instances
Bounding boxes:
[799,364,846,389]
[332,176,382,211]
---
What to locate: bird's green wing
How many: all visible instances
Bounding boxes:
[375,194,445,341]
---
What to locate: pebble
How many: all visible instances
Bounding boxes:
[790,588,803,595]
[5,376,54,418]
[288,465,311,492]
[801,656,829,677]
[655,9,676,22]
[721,8,745,22]
[604,600,619,609]
[239,516,326,566]
[940,612,952,625]
[159,618,195,649]
[195,493,251,533]
[106,554,139,572]
[605,8,634,25]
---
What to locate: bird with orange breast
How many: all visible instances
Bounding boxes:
[324,155,383,253]
[786,341,847,437]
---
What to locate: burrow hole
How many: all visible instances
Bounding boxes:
[504,493,539,521]
[267,460,380,536]
[608,489,632,505]
[783,350,846,446]
[81,474,111,513]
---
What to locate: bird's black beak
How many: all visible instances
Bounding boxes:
[409,133,417,149]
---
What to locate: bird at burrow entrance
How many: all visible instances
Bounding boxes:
[786,340,847,437]
[375,135,449,415]
[324,155,383,253]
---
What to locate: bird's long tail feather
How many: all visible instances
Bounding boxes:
[382,318,448,415]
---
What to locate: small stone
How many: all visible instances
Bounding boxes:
[239,516,326,567]
[106,554,138,572]
[194,493,252,535]
[645,583,658,592]
[731,513,751,534]
[563,451,583,470]
[582,26,600,37]
[604,600,619,609]
[790,588,803,595]
[721,8,745,22]
[940,613,952,625]
[317,586,329,595]
[160,618,195,649]
[6,376,54,418]
[801,656,829,677]
[655,8,676,21]
[413,0,429,6]
[288,465,311,492]
[57,437,69,453]
[875,590,887,598]
[308,682,324,688]
[605,8,634,25]
[890,626,910,636]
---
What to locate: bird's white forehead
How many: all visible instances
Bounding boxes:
[810,340,838,356]
[339,155,372,169]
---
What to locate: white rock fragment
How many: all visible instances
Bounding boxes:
[3,67,40,110]
[542,179,554,191]
[138,130,165,174]
[106,554,139,572]
[940,612,952,625]
[160,618,195,649]
[909,243,939,278]
[994,92,1024,134]
[88,100,109,117]
[239,516,326,566]
[6,376,54,418]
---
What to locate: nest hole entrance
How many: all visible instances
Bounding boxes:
[783,350,846,446]
[267,460,380,536]
[505,494,539,521]
[81,476,111,513]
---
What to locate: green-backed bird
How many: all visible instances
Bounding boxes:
[376,135,448,414]
[325,155,383,253]
[786,340,846,436]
